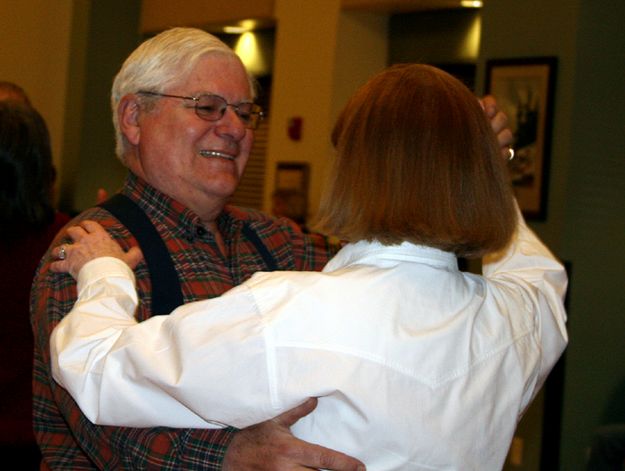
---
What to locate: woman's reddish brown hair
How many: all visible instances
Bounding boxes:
[315,64,517,258]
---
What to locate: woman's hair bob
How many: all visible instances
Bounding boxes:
[315,63,517,258]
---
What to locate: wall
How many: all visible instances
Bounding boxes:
[389,9,480,90]
[559,0,625,468]
[389,9,481,65]
[263,0,388,218]
[0,0,75,205]
[479,0,625,470]
[0,0,141,214]
[262,0,341,217]
[330,11,388,131]
[69,0,142,211]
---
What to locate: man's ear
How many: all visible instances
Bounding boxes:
[118,94,141,146]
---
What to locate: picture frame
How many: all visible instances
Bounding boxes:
[273,162,310,226]
[485,57,557,220]
[275,162,309,193]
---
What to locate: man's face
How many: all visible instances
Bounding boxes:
[129,54,254,220]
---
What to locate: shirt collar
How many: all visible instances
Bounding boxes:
[120,173,257,242]
[323,239,458,272]
[120,172,211,240]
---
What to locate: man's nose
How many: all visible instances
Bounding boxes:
[214,106,247,140]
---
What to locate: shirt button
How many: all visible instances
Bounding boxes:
[196,226,207,237]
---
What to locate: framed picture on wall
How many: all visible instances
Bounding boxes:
[485,57,557,220]
[273,162,310,227]
[275,162,309,193]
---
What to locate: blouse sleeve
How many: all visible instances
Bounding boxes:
[50,257,294,429]
[482,205,568,403]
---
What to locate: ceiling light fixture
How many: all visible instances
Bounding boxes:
[461,0,483,7]
[223,19,258,34]
[223,26,246,34]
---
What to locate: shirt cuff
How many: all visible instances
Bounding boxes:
[77,256,136,295]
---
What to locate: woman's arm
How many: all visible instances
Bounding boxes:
[49,222,302,430]
[51,255,291,428]
[482,204,568,399]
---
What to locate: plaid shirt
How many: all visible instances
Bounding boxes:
[31,173,338,470]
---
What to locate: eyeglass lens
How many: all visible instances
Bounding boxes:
[195,95,261,129]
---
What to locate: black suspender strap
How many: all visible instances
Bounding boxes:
[241,223,279,272]
[99,194,184,315]
[99,194,278,314]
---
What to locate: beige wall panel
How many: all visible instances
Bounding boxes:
[0,0,74,195]
[264,1,388,220]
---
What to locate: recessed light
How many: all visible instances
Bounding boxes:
[223,26,246,34]
[461,0,483,8]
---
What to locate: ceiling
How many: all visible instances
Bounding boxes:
[342,0,480,13]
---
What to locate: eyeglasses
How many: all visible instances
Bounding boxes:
[137,91,264,130]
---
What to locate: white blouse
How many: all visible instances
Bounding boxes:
[51,212,568,470]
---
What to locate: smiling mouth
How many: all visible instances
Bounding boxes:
[199,150,235,161]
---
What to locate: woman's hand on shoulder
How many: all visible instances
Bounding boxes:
[50,220,143,279]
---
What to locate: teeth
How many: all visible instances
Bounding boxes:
[199,150,235,161]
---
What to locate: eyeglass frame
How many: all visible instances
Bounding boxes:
[136,90,264,130]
